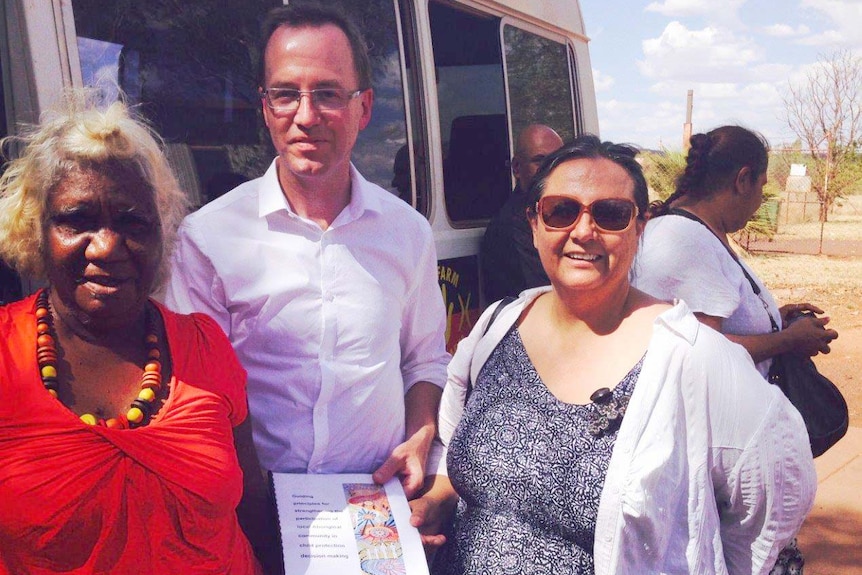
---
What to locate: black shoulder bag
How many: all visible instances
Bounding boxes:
[667,209,848,457]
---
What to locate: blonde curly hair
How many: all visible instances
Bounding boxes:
[0,90,189,289]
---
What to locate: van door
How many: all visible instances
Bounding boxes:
[0,3,23,305]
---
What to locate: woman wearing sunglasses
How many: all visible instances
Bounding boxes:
[413,135,816,575]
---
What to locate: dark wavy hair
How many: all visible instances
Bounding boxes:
[527,134,649,219]
[257,4,372,90]
[649,125,769,218]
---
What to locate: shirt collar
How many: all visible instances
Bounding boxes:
[258,160,384,221]
[655,300,700,345]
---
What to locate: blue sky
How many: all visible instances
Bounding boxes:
[580,0,862,150]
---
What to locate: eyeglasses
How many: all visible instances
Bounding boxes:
[261,87,365,113]
[536,195,638,232]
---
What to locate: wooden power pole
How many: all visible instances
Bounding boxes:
[683,89,693,150]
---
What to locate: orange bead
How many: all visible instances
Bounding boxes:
[144,361,161,373]
[127,407,144,424]
[36,334,54,347]
[145,334,159,345]
[148,349,161,360]
[47,389,58,398]
[105,418,121,428]
[35,307,49,319]
[80,413,97,426]
[36,322,51,334]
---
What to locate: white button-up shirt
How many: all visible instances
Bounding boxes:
[165,161,449,473]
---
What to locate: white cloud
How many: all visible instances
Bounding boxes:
[596,98,685,149]
[645,0,737,17]
[592,68,615,92]
[799,0,862,47]
[638,22,763,83]
[797,29,850,46]
[763,23,811,37]
[645,0,746,26]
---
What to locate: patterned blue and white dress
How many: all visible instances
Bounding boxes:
[433,327,642,575]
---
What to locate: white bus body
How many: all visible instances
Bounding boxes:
[1,0,597,350]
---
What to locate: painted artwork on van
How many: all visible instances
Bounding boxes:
[438,256,481,353]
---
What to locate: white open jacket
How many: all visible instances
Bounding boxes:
[428,287,816,575]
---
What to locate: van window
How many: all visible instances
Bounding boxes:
[0,49,23,305]
[503,25,577,142]
[429,0,510,224]
[71,0,416,207]
[72,0,281,207]
[0,58,6,139]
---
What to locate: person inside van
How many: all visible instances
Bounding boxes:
[480,124,562,302]
[165,4,449,498]
[413,135,815,575]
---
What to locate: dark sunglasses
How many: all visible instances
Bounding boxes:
[536,195,638,232]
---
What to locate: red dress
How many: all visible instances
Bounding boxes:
[0,294,262,574]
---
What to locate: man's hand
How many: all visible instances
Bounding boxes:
[409,475,459,554]
[372,422,435,498]
[372,381,442,498]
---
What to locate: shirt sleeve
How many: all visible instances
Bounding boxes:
[399,224,450,393]
[634,217,742,319]
[164,219,232,337]
[704,346,817,574]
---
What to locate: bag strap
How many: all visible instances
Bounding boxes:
[482,296,517,336]
[666,208,780,332]
[467,296,517,398]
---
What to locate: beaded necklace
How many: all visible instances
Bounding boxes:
[35,290,166,429]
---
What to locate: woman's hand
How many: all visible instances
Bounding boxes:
[779,302,824,328]
[409,475,459,555]
[781,312,838,357]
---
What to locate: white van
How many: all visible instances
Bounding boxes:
[0,0,597,350]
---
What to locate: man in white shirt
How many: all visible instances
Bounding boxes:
[165,5,449,498]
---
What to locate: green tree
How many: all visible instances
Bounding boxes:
[640,150,686,203]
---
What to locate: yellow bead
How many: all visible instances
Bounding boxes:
[41,365,57,379]
[80,413,97,426]
[137,388,156,402]
[127,407,144,424]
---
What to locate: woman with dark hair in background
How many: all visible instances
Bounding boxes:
[633,125,838,573]
[412,134,816,575]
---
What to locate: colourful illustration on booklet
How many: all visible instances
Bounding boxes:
[343,483,406,575]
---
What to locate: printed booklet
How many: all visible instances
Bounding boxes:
[272,473,430,575]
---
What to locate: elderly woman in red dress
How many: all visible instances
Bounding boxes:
[0,93,274,574]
